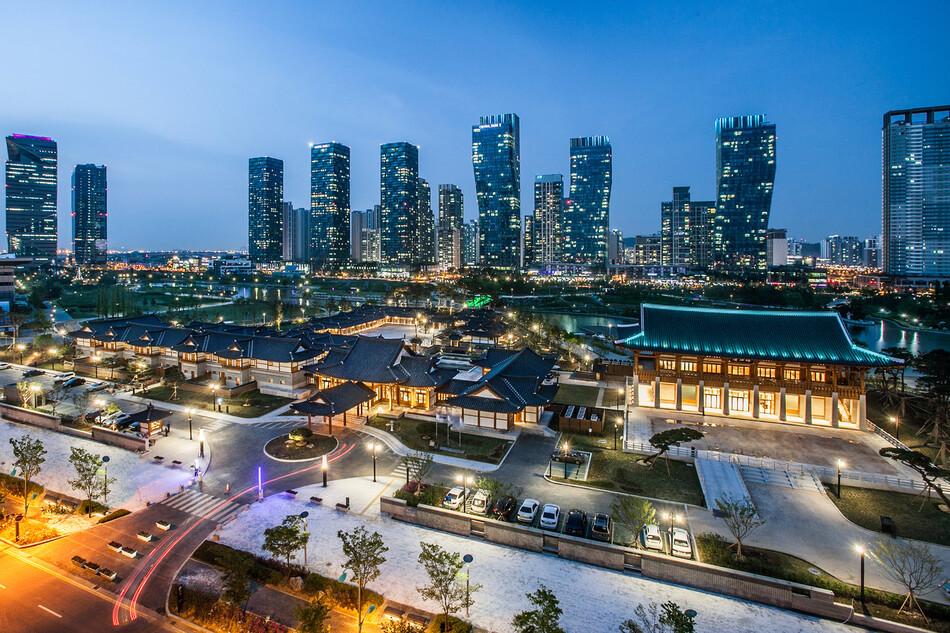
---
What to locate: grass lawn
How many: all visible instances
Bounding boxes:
[554,383,600,406]
[264,433,338,460]
[554,432,705,506]
[696,533,950,631]
[141,386,293,418]
[828,485,950,546]
[367,416,513,464]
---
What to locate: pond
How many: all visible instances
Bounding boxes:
[846,319,950,356]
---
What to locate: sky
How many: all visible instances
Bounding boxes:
[1,1,948,252]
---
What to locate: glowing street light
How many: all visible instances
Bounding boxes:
[889,415,899,442]
[369,442,379,482]
[837,459,845,499]
[199,428,205,458]
[187,408,194,440]
[663,511,682,555]
[322,454,328,488]
[856,544,866,604]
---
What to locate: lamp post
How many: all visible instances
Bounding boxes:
[663,511,681,555]
[16,344,25,365]
[370,442,378,483]
[322,454,328,487]
[462,554,473,617]
[456,474,473,512]
[30,384,41,408]
[837,459,844,499]
[889,415,899,442]
[210,384,217,410]
[299,511,310,565]
[616,387,624,409]
[102,455,110,503]
[187,408,194,440]
[92,353,101,378]
[614,419,621,451]
[856,544,866,605]
[563,442,569,478]
[95,398,105,424]
[199,428,205,458]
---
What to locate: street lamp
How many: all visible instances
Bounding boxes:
[616,387,624,409]
[562,441,570,478]
[856,544,866,604]
[92,353,101,378]
[102,455,110,504]
[95,398,105,424]
[889,416,899,442]
[199,428,205,458]
[210,384,217,410]
[462,554,473,617]
[299,511,310,565]
[29,384,41,408]
[456,474,473,512]
[369,442,378,482]
[837,459,845,499]
[663,511,682,555]
[16,343,25,365]
[614,419,622,451]
[187,408,194,440]
[322,454,328,488]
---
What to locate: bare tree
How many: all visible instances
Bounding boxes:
[869,538,944,621]
[610,496,655,549]
[405,452,435,484]
[72,390,93,423]
[715,494,765,557]
[879,448,950,508]
[46,383,68,416]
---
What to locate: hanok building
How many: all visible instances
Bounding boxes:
[617,304,900,429]
[437,347,558,432]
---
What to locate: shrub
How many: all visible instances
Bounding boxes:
[194,541,283,585]
[289,428,314,442]
[77,499,109,515]
[302,572,383,610]
[0,473,44,497]
[98,508,131,523]
[428,614,473,633]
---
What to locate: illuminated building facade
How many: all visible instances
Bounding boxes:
[660,186,715,267]
[565,136,612,265]
[533,174,563,267]
[310,142,350,270]
[248,156,284,264]
[5,134,58,260]
[72,163,108,266]
[473,113,520,269]
[380,142,420,266]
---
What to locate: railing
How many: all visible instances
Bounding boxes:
[867,421,910,451]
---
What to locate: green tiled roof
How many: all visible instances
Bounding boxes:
[619,304,900,367]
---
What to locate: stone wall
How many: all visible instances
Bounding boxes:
[483,519,544,552]
[0,403,62,430]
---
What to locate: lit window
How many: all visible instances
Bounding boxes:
[659,359,676,371]
[784,369,800,381]
[728,364,750,376]
[702,362,721,374]
[680,361,697,372]
[810,371,826,383]
[757,366,776,379]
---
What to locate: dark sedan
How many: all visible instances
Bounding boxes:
[564,509,587,536]
[490,495,516,521]
[551,450,585,465]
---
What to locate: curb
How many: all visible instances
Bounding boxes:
[541,473,707,510]
[356,425,509,472]
[262,434,340,463]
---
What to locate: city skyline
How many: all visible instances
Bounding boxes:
[1,2,948,251]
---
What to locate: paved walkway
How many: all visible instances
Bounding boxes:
[695,459,754,509]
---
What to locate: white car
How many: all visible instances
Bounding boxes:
[539,503,560,530]
[642,524,664,551]
[670,527,692,559]
[85,381,108,392]
[443,487,465,510]
[516,498,540,523]
[470,490,489,515]
[53,372,76,384]
[0,363,10,370]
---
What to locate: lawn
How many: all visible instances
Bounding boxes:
[553,432,706,506]
[553,383,600,406]
[696,533,950,631]
[142,386,293,419]
[828,485,950,547]
[367,416,513,464]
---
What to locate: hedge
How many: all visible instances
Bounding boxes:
[98,508,131,523]
[0,473,44,497]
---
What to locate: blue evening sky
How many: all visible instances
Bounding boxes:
[2,1,948,251]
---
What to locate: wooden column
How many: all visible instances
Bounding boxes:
[752,385,760,418]
[697,380,705,415]
[723,382,730,416]
[804,390,812,425]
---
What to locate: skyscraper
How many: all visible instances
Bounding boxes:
[310,142,350,270]
[522,216,536,268]
[714,115,777,269]
[565,136,612,265]
[883,106,950,277]
[248,157,284,264]
[463,220,479,266]
[608,229,624,265]
[6,134,57,260]
[417,178,435,265]
[533,174,564,267]
[660,186,716,268]
[282,202,310,264]
[472,113,520,269]
[350,206,380,263]
[437,184,463,271]
[72,164,107,266]
[380,142,419,266]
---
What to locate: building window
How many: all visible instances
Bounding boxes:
[702,362,721,374]
[680,361,697,373]
[416,392,425,404]
[784,369,800,381]
[659,359,676,371]
[810,370,826,383]
[728,364,750,377]
[729,389,750,413]
[759,392,776,415]
[757,366,776,379]
[703,387,721,410]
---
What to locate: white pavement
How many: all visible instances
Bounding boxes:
[216,477,865,633]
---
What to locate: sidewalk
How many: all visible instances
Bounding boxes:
[357,424,510,472]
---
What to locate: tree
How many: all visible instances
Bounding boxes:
[405,451,435,484]
[715,494,765,557]
[869,538,944,621]
[15,381,36,408]
[645,428,704,474]
[619,601,695,633]
[8,312,27,346]
[67,447,114,514]
[879,447,950,508]
[10,434,46,514]
[72,390,93,423]
[294,598,332,633]
[610,496,655,548]
[217,548,253,610]
[338,526,388,633]
[381,621,424,633]
[262,514,310,568]
[512,583,564,633]
[475,475,522,507]
[46,383,68,416]
[416,542,480,632]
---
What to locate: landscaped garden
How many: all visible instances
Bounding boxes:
[366,416,513,464]
[142,385,293,418]
[828,485,950,547]
[551,431,706,506]
[553,383,600,407]
[264,428,338,461]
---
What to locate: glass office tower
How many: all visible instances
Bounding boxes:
[417,177,435,265]
[533,174,564,267]
[883,106,950,277]
[72,163,108,266]
[310,142,350,270]
[248,156,284,264]
[6,134,58,260]
[437,184,463,271]
[565,136,612,265]
[661,186,716,268]
[472,113,520,269]
[714,115,777,269]
[380,142,420,266]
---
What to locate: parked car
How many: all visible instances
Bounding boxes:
[564,509,587,536]
[0,363,13,370]
[942,579,950,600]
[112,414,134,430]
[23,369,44,377]
[590,513,612,542]
[643,524,664,551]
[551,449,585,465]
[490,495,516,521]
[470,490,489,515]
[86,381,108,392]
[516,498,540,524]
[670,527,692,559]
[443,487,465,510]
[539,504,561,530]
[63,377,86,388]
[53,372,76,384]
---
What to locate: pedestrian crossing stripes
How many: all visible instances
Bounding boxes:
[196,419,230,434]
[158,490,242,523]
[247,420,303,429]
[390,460,408,479]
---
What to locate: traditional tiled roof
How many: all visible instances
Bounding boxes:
[312,336,412,384]
[442,347,557,413]
[291,381,376,416]
[619,304,901,367]
[401,356,455,389]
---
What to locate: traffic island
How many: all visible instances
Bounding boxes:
[263,430,338,462]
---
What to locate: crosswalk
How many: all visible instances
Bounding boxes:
[156,490,243,523]
[391,459,408,481]
[246,420,304,430]
[195,419,231,434]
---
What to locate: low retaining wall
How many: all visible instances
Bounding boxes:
[91,427,149,451]
[0,403,62,430]
[379,496,926,633]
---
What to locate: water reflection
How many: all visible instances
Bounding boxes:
[847,320,948,356]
